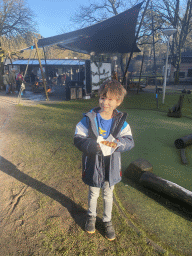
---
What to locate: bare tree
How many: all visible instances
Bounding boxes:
[0,0,36,37]
[154,0,192,84]
[0,0,37,87]
[72,0,130,27]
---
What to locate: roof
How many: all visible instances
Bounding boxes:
[10,59,86,66]
[22,2,143,54]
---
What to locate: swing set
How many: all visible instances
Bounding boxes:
[8,38,49,104]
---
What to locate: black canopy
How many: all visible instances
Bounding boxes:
[26,2,143,54]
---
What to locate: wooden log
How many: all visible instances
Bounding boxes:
[180,149,188,165]
[124,158,153,182]
[174,133,192,149]
[139,172,192,206]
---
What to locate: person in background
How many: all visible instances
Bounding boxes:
[74,80,134,241]
[9,68,16,94]
[16,71,24,93]
[111,71,118,81]
[3,70,10,94]
[30,70,36,84]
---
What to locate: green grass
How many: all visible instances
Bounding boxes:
[5,91,192,255]
[121,90,192,117]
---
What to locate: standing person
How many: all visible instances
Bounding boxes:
[9,68,16,93]
[30,70,36,84]
[16,71,24,93]
[111,71,118,81]
[3,70,10,94]
[74,80,134,240]
[63,73,66,84]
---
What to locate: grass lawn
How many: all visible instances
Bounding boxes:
[5,90,192,255]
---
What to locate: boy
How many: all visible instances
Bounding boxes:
[74,80,134,241]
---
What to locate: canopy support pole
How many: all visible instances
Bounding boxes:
[18,45,34,104]
[122,0,150,85]
[34,39,49,101]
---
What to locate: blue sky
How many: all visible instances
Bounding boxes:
[27,0,88,38]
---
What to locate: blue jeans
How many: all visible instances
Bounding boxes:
[6,84,10,93]
[87,181,114,222]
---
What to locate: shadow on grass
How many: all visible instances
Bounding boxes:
[0,156,105,237]
[121,176,192,221]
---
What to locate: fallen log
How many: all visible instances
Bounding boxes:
[139,172,192,206]
[180,149,188,165]
[174,133,192,164]
[124,158,153,182]
[174,133,192,149]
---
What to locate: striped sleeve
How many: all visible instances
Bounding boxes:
[119,121,132,137]
[75,117,88,137]
[74,116,99,154]
[115,121,134,152]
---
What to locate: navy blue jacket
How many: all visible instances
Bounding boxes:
[74,107,134,187]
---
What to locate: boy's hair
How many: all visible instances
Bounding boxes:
[98,79,127,102]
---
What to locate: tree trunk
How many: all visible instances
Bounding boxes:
[0,42,4,89]
[174,48,181,85]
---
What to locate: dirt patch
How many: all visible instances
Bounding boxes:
[0,95,82,255]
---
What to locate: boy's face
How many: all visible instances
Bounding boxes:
[99,92,121,117]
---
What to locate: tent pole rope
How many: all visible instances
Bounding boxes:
[18,44,34,104]
[43,46,48,82]
[35,39,49,101]
[122,0,150,85]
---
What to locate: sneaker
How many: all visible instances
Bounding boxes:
[104,221,116,241]
[85,216,96,234]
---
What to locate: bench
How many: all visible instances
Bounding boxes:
[128,82,146,91]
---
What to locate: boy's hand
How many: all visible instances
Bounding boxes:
[96,143,102,153]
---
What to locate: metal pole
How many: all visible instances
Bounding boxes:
[162,36,170,104]
[151,0,158,108]
[137,50,145,94]
[34,39,49,101]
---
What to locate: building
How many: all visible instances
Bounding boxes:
[6,58,112,94]
[163,51,192,83]
[7,59,86,82]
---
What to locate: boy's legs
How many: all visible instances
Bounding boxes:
[85,186,100,233]
[102,181,116,240]
[87,186,100,217]
[87,182,114,221]
[102,181,114,222]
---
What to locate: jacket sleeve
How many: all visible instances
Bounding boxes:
[74,116,100,155]
[115,121,134,152]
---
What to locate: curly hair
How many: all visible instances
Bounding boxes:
[98,79,127,102]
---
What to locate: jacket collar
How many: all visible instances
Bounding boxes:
[85,107,127,138]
